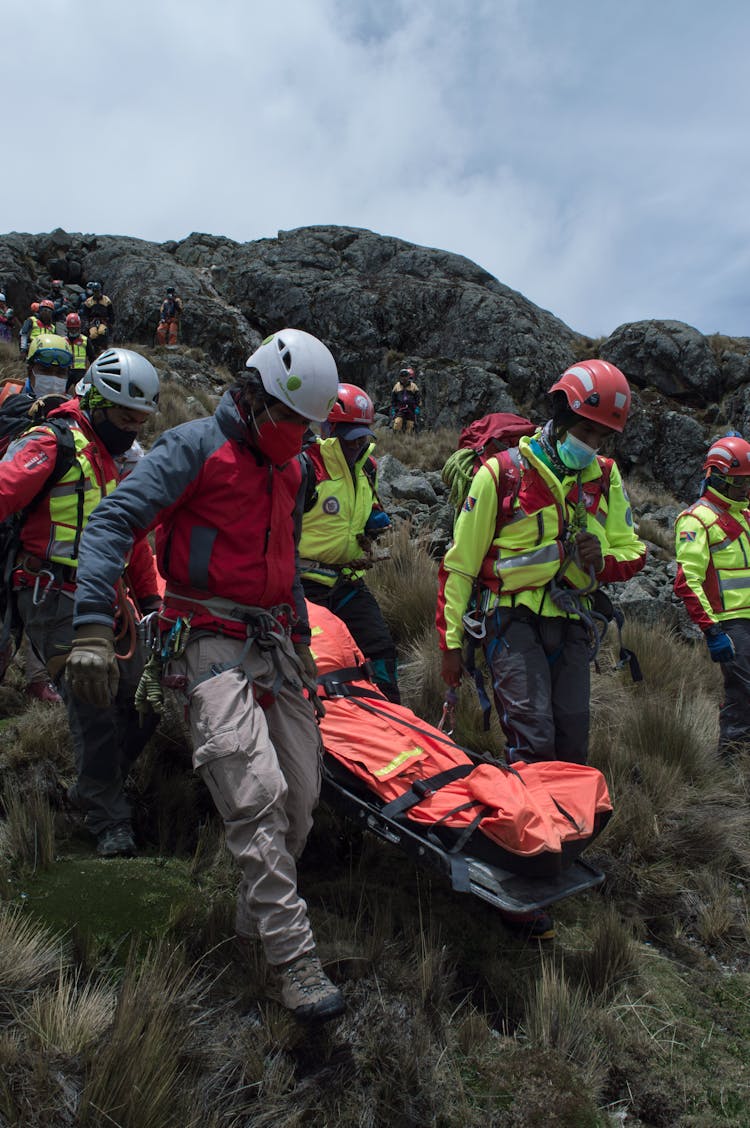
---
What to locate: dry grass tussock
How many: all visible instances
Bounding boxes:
[78,941,208,1128]
[13,966,116,1055]
[0,697,73,771]
[368,520,439,644]
[0,906,67,999]
[0,778,56,872]
[625,475,683,512]
[522,959,608,1096]
[373,424,460,471]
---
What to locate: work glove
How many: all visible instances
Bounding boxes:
[704,626,735,663]
[441,648,463,687]
[575,531,604,574]
[66,624,119,707]
[293,641,318,682]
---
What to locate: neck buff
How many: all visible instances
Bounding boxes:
[93,415,137,456]
[250,404,306,466]
[535,420,574,478]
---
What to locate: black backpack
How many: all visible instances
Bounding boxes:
[0,394,80,664]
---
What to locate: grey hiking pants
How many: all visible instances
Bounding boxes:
[168,633,322,967]
[485,608,591,765]
[16,585,155,835]
[719,618,750,752]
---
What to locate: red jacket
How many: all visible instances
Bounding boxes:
[0,398,157,598]
[73,390,309,640]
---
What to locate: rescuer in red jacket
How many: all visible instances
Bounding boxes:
[67,329,346,1024]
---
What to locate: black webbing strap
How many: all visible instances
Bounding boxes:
[317,663,379,699]
[380,764,476,819]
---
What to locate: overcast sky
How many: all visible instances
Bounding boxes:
[4,1,748,337]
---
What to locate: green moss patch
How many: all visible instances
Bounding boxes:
[17,854,196,961]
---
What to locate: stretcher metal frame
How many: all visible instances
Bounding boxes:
[321,760,605,916]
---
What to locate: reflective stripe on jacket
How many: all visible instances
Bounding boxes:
[438,432,646,650]
[674,489,750,628]
[298,437,376,587]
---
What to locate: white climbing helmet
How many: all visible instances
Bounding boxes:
[245,328,339,422]
[88,348,160,413]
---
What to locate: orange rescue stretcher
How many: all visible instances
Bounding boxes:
[309,602,611,916]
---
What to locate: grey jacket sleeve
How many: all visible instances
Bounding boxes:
[73,418,217,628]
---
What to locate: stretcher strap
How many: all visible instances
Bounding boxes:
[317,663,377,698]
[380,764,476,819]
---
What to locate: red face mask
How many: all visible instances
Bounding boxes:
[252,409,306,466]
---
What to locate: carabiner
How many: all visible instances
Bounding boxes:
[462,610,487,640]
[31,569,56,606]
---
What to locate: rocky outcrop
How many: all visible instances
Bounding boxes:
[2,225,749,502]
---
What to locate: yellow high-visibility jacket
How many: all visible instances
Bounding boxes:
[438,432,646,650]
[674,487,750,629]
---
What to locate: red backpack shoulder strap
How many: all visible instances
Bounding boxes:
[596,454,613,497]
[490,447,522,531]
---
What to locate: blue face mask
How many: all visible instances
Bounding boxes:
[556,432,598,470]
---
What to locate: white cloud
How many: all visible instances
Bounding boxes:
[3,0,750,336]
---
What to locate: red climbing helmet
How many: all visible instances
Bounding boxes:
[66,312,81,333]
[549,359,631,433]
[703,434,750,477]
[327,383,374,427]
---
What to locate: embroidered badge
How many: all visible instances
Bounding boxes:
[322,497,340,515]
[462,496,476,512]
[23,452,50,471]
[679,530,697,541]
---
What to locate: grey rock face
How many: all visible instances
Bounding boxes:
[602,320,722,402]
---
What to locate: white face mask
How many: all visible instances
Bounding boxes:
[33,371,68,397]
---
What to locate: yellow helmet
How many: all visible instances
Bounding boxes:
[28,333,74,367]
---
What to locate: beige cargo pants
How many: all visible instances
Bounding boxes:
[172,633,322,966]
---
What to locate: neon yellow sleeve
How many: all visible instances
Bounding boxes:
[441,462,499,650]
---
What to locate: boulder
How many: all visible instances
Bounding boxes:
[602,320,723,403]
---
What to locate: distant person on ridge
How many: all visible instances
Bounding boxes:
[47,279,71,334]
[390,366,421,433]
[299,383,400,702]
[674,433,750,755]
[19,300,55,360]
[155,285,183,346]
[0,293,16,344]
[81,282,115,360]
[64,313,88,386]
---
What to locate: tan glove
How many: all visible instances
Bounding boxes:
[66,624,119,707]
[293,642,318,682]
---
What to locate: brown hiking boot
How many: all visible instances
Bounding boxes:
[270,949,345,1023]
